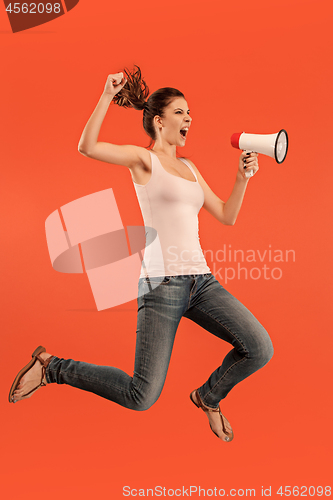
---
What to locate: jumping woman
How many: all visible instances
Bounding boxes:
[9,67,273,443]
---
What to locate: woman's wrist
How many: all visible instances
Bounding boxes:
[101,91,115,104]
[236,170,249,184]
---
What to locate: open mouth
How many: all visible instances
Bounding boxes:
[180,128,188,139]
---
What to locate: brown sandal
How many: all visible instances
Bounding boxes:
[8,346,54,403]
[190,389,234,442]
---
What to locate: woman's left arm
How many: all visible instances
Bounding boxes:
[187,151,259,226]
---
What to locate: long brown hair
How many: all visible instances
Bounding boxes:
[113,65,185,143]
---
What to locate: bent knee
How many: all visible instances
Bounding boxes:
[248,330,274,367]
[263,340,274,364]
[130,390,161,412]
[257,333,274,366]
[133,399,156,412]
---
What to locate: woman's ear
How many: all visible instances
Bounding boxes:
[153,115,162,127]
[153,115,163,135]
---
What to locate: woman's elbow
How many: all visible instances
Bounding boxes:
[221,218,236,226]
[78,143,92,157]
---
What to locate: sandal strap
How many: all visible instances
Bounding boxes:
[21,354,54,398]
[218,409,227,435]
[35,353,54,368]
[193,390,229,437]
[194,390,220,413]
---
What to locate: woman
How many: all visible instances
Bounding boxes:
[9,67,273,443]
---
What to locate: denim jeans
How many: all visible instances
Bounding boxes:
[46,274,273,410]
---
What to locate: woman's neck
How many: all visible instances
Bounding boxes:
[151,140,177,159]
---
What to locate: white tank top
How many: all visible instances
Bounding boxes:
[133,151,211,278]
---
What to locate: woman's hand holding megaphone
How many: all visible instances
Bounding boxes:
[238,151,259,180]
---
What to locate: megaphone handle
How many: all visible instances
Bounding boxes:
[243,150,255,178]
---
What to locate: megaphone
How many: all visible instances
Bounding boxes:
[231,129,288,177]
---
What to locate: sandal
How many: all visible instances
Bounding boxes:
[190,389,234,442]
[8,346,54,403]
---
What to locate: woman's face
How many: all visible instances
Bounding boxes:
[154,97,192,147]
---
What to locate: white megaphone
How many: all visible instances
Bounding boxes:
[231,129,288,178]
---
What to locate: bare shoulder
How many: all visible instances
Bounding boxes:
[182,157,196,168]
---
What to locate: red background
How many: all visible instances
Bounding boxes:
[1,1,332,498]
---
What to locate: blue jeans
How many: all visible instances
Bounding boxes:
[46,274,273,410]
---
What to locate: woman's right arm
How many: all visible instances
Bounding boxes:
[78,73,145,169]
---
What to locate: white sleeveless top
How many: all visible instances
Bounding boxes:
[132,151,211,278]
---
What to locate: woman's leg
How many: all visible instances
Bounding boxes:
[183,274,274,409]
[13,277,189,409]
[44,277,189,410]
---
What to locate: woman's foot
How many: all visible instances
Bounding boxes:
[10,349,53,403]
[190,390,234,442]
